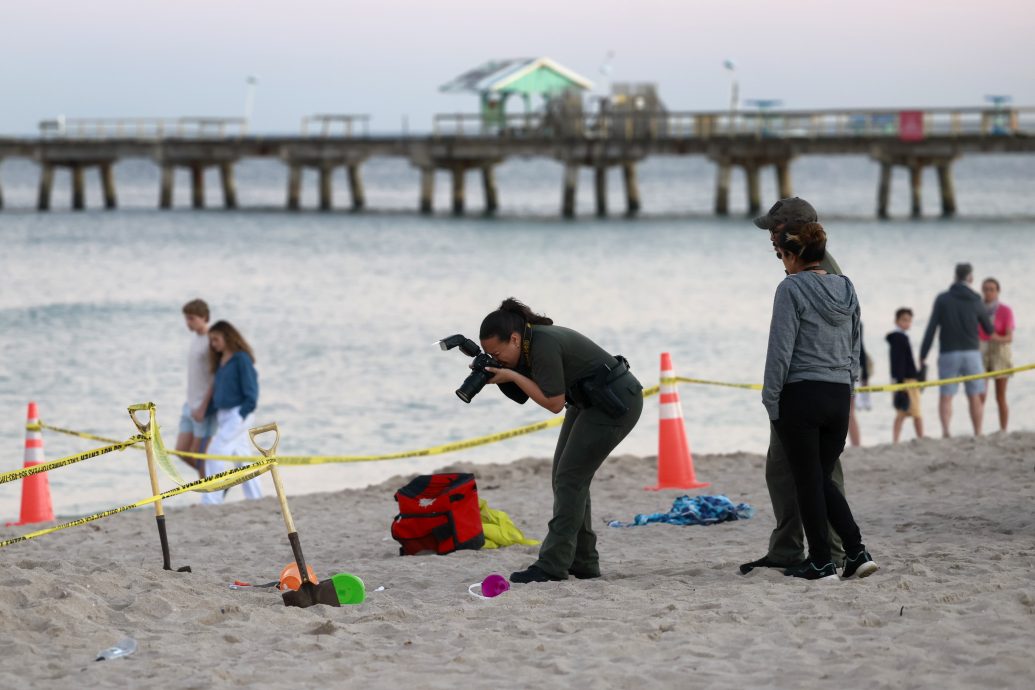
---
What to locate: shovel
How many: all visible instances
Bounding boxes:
[248,423,340,608]
[129,403,191,573]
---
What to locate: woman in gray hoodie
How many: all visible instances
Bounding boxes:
[763,222,878,582]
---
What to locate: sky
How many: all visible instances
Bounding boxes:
[2,0,1032,134]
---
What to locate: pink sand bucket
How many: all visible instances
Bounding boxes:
[467,572,510,600]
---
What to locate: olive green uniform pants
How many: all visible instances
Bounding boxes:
[534,374,643,578]
[766,425,846,566]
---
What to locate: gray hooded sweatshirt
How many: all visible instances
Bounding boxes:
[762,272,861,420]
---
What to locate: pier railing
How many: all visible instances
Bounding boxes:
[37,117,249,139]
[300,114,371,137]
[432,107,1035,140]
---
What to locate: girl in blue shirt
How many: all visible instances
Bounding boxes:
[202,320,263,504]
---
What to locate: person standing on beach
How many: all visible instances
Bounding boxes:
[762,222,877,580]
[202,320,264,505]
[741,198,848,575]
[919,263,994,437]
[476,298,643,584]
[978,277,1015,432]
[176,299,215,478]
[886,308,924,443]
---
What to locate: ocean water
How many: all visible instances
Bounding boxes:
[1,154,1033,520]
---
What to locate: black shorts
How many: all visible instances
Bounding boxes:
[893,390,910,412]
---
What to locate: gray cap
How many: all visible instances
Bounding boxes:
[753,197,818,229]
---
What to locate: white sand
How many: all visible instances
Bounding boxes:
[2,432,1034,689]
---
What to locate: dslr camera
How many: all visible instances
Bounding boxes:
[438,334,501,403]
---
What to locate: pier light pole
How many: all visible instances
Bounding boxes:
[724,60,738,134]
[244,76,258,133]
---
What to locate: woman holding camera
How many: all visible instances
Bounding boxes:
[479,298,643,584]
[762,223,878,581]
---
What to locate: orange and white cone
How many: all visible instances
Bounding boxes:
[646,353,709,491]
[12,402,55,526]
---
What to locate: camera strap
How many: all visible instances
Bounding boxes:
[521,322,533,369]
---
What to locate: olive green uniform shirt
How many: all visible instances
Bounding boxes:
[530,325,618,398]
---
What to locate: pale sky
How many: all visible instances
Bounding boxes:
[2,0,1032,134]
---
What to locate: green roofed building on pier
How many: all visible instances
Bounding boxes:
[440,57,593,130]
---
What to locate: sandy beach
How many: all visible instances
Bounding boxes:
[2,431,1033,689]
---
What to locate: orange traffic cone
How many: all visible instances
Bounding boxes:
[12,402,55,526]
[646,353,710,491]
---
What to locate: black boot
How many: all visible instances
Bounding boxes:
[509,565,566,584]
[568,566,601,580]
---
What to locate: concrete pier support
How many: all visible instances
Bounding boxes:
[481,165,498,215]
[714,161,731,216]
[419,168,434,214]
[909,164,923,219]
[594,165,608,217]
[775,161,792,199]
[745,164,761,216]
[159,165,174,209]
[319,164,334,211]
[347,164,365,211]
[100,163,117,209]
[37,164,54,211]
[877,162,892,220]
[623,162,641,216]
[451,166,466,215]
[71,164,86,210]
[190,164,205,209]
[220,162,237,209]
[562,163,578,219]
[937,162,957,217]
[286,165,301,211]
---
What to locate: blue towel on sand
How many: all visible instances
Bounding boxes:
[608,495,754,528]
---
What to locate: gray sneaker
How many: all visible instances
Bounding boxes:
[842,549,879,579]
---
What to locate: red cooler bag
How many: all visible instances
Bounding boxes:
[391,473,485,555]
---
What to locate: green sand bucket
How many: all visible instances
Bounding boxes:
[329,573,365,605]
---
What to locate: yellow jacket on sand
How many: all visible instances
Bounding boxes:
[479,499,540,549]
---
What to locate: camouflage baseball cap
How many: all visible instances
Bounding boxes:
[753,197,818,229]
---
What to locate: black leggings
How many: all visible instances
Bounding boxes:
[774,380,863,564]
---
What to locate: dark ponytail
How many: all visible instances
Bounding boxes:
[479,297,553,341]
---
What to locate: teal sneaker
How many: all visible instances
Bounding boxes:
[784,560,839,581]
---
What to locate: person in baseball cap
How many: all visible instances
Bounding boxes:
[753,197,818,230]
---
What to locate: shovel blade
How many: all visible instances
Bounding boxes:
[282,581,339,608]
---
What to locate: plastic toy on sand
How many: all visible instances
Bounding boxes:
[468,572,510,599]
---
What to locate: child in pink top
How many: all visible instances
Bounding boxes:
[979,278,1015,431]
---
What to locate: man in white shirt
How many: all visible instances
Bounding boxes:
[177,299,215,477]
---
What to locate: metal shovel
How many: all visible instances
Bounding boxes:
[248,423,340,608]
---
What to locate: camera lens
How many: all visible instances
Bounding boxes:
[456,369,489,404]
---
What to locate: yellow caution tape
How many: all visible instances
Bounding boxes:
[668,377,762,391]
[28,422,134,447]
[0,459,274,549]
[856,363,1035,393]
[0,435,146,487]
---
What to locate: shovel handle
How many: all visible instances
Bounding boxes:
[248,423,280,457]
[127,403,156,435]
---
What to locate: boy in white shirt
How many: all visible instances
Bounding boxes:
[177,299,215,477]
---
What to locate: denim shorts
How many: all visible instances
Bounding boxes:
[179,402,216,438]
[937,350,986,396]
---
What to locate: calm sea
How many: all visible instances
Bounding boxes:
[1,154,1033,520]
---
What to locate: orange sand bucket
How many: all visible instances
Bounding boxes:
[278,563,319,591]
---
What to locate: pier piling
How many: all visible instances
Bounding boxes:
[595,165,608,217]
[481,165,498,215]
[190,164,205,209]
[745,164,761,216]
[714,161,731,216]
[286,164,301,211]
[451,166,466,215]
[347,164,365,211]
[937,162,957,217]
[37,164,53,211]
[319,164,333,211]
[419,168,434,214]
[71,164,85,210]
[877,161,892,219]
[623,162,640,216]
[562,163,578,219]
[100,163,117,209]
[775,161,792,199]
[220,162,237,209]
[159,165,174,209]
[909,163,923,219]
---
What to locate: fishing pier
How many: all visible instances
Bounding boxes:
[1,107,1033,219]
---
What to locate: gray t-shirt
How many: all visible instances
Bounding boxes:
[530,325,617,398]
